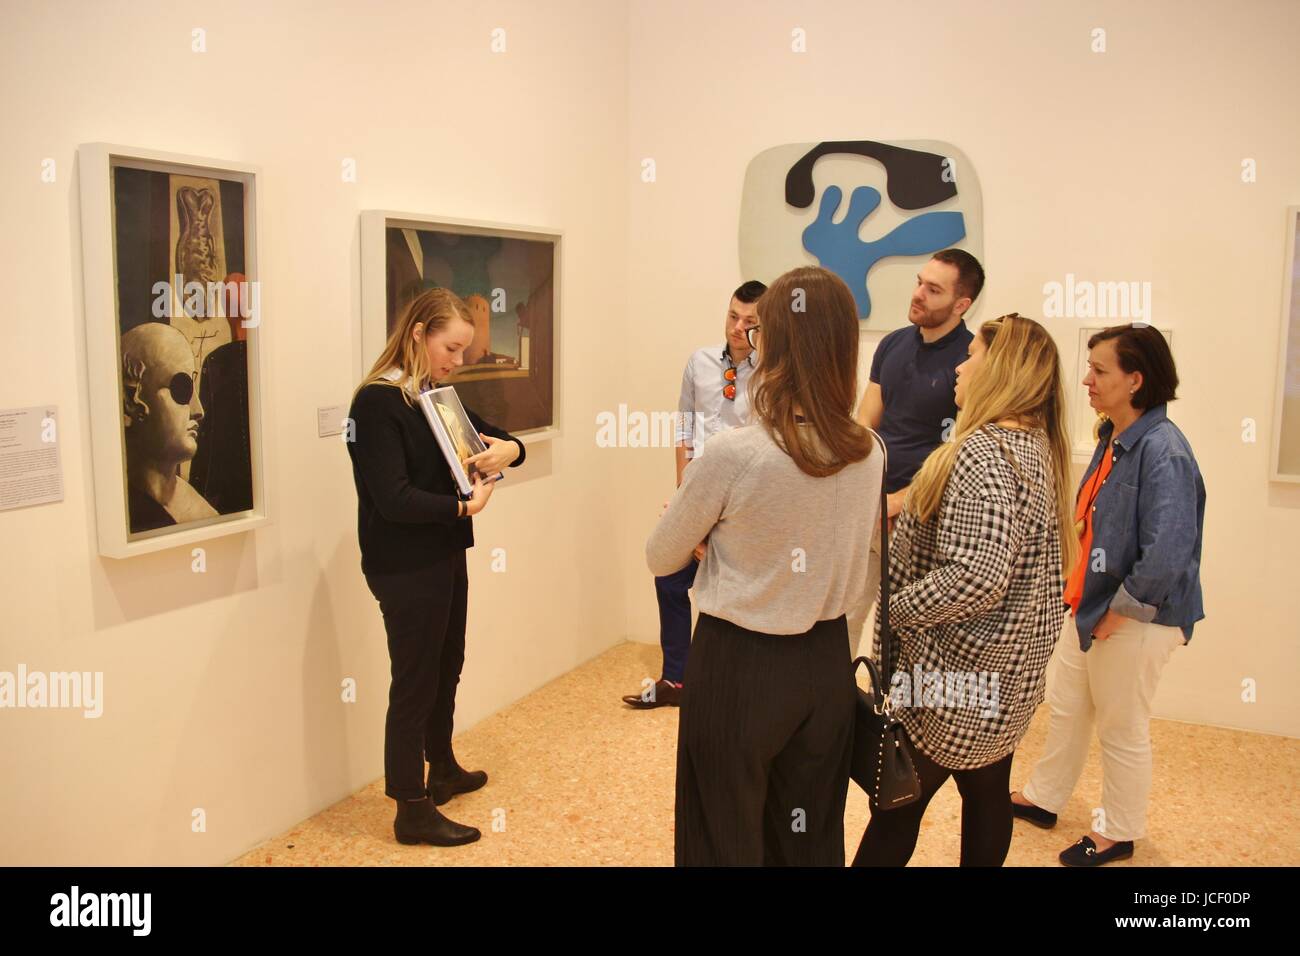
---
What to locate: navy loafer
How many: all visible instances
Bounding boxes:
[1009,793,1057,829]
[1059,835,1134,867]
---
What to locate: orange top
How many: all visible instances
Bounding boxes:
[1062,443,1115,613]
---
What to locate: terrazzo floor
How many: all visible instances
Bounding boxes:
[232,641,1299,867]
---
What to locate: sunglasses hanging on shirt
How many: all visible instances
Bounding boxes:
[723,331,760,401]
[722,351,738,401]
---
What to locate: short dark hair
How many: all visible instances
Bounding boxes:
[930,249,985,304]
[733,280,767,305]
[1087,324,1179,409]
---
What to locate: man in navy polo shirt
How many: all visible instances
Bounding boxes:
[850,248,985,654]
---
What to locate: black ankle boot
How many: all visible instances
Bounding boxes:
[393,797,481,847]
[427,758,488,806]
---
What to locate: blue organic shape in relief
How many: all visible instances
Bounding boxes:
[801,185,967,319]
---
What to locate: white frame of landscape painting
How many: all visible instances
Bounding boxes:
[78,143,271,559]
[360,211,561,443]
[1271,206,1300,483]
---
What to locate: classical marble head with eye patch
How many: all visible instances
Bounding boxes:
[121,322,204,468]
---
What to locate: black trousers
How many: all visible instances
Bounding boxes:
[675,612,856,866]
[851,731,1015,867]
[364,551,468,801]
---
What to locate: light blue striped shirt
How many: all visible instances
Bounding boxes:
[675,345,757,458]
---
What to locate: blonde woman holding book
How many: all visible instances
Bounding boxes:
[347,288,525,846]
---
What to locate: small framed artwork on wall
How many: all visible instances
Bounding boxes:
[360,211,560,441]
[1271,206,1300,483]
[78,144,271,558]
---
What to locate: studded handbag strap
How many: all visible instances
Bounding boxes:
[866,428,894,682]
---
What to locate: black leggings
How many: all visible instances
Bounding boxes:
[852,733,1014,867]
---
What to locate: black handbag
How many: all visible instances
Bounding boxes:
[849,430,922,811]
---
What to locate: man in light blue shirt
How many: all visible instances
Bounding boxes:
[622,280,766,708]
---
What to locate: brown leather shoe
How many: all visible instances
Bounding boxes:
[621,679,682,709]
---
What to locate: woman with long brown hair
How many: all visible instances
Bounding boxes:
[853,313,1075,867]
[347,288,526,846]
[646,266,883,866]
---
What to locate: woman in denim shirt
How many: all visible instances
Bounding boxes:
[1012,324,1206,867]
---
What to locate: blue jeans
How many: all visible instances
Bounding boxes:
[654,559,698,683]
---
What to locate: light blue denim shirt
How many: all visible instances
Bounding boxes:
[1073,404,1206,651]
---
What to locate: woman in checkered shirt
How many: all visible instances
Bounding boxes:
[854,314,1076,867]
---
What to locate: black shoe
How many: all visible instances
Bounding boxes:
[1010,793,1057,829]
[621,679,682,709]
[394,797,481,847]
[427,760,488,806]
[1059,835,1134,867]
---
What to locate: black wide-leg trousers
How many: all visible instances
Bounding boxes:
[364,550,468,801]
[675,611,856,866]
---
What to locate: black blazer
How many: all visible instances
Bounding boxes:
[346,382,525,576]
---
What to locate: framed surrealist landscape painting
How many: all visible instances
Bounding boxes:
[360,211,560,440]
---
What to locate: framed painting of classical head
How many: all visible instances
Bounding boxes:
[360,211,560,440]
[1272,206,1300,483]
[78,144,270,559]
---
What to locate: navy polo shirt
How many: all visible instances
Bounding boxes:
[869,320,973,493]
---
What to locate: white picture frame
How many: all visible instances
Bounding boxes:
[359,210,561,445]
[78,143,271,559]
[1270,206,1300,483]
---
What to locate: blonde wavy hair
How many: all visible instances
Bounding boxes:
[907,313,1077,573]
[355,288,474,404]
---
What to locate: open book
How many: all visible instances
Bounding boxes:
[416,386,504,498]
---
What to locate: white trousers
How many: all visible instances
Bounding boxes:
[1022,613,1185,842]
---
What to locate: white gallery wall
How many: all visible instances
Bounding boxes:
[0,0,1297,868]
[621,0,1300,739]
[0,0,630,865]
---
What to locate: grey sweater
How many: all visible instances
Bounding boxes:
[646,423,884,635]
